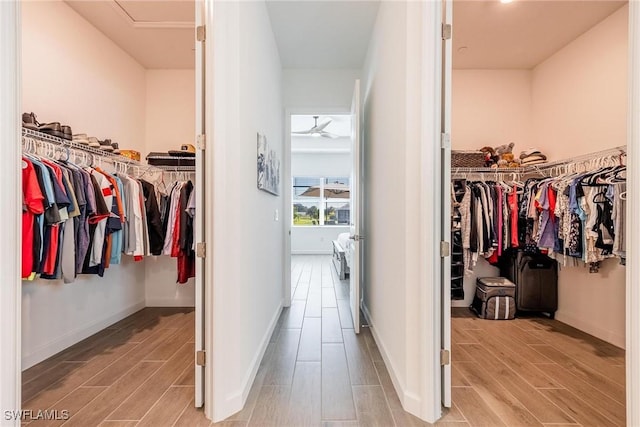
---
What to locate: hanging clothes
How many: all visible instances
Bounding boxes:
[21,144,197,283]
[453,163,627,276]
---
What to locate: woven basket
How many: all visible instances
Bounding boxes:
[452,150,486,168]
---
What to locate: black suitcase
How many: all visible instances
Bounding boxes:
[501,251,558,318]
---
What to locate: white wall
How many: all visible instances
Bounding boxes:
[283,69,361,109]
[291,149,351,254]
[362,2,407,409]
[20,0,147,369]
[531,5,628,160]
[452,70,532,151]
[209,0,284,421]
[144,70,196,307]
[450,70,532,307]
[145,70,196,154]
[22,0,146,151]
[530,5,628,347]
[361,1,436,419]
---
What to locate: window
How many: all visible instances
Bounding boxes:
[292,176,350,226]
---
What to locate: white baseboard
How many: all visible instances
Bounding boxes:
[451,300,472,308]
[361,304,422,416]
[554,311,625,349]
[291,250,333,255]
[221,301,284,419]
[145,298,195,308]
[21,300,146,370]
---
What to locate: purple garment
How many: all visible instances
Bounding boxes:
[537,183,556,249]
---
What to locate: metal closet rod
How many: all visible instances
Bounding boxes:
[452,145,626,178]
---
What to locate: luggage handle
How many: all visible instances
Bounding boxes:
[519,256,554,272]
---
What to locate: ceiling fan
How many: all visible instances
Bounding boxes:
[292,116,339,138]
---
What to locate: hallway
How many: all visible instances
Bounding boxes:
[227,254,428,426]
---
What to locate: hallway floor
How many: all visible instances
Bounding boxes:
[20,255,626,426]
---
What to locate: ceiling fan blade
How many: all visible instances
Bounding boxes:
[315,119,332,132]
[321,131,340,139]
[292,130,312,135]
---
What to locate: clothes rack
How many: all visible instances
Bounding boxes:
[21,127,197,284]
[21,128,198,176]
[449,146,627,296]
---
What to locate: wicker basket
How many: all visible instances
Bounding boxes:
[452,150,486,168]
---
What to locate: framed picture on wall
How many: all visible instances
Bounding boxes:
[257,133,280,196]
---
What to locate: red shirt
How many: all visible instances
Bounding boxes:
[22,158,45,278]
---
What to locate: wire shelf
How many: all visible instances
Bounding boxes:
[21,127,196,176]
[451,145,626,178]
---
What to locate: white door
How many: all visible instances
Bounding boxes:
[194,0,206,408]
[441,0,453,409]
[349,80,362,333]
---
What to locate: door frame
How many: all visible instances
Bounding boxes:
[0,2,215,423]
[0,2,23,425]
[431,2,640,425]
[283,106,351,308]
[626,3,640,425]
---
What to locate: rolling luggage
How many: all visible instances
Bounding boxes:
[471,277,516,320]
[501,251,558,318]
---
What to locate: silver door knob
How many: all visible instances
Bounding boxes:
[349,235,365,241]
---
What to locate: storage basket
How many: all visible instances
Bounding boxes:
[452,150,486,168]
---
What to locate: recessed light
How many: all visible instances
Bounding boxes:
[500,0,513,3]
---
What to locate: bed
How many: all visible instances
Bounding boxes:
[332,232,351,280]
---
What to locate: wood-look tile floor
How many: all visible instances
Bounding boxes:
[446,307,626,427]
[22,255,627,427]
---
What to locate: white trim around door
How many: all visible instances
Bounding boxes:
[626,2,640,426]
[0,2,22,426]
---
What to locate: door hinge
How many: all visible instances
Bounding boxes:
[196,26,206,42]
[440,241,450,258]
[442,23,452,40]
[440,132,451,149]
[440,349,450,366]
[196,350,206,366]
[196,242,206,258]
[197,134,206,150]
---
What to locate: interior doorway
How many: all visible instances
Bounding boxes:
[441,1,631,425]
[11,0,209,424]
[285,112,354,317]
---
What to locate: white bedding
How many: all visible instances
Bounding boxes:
[337,232,352,268]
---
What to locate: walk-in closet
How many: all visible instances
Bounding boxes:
[18,1,205,424]
[446,1,628,425]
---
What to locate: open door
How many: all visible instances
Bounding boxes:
[349,80,363,333]
[440,0,453,409]
[194,0,206,408]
